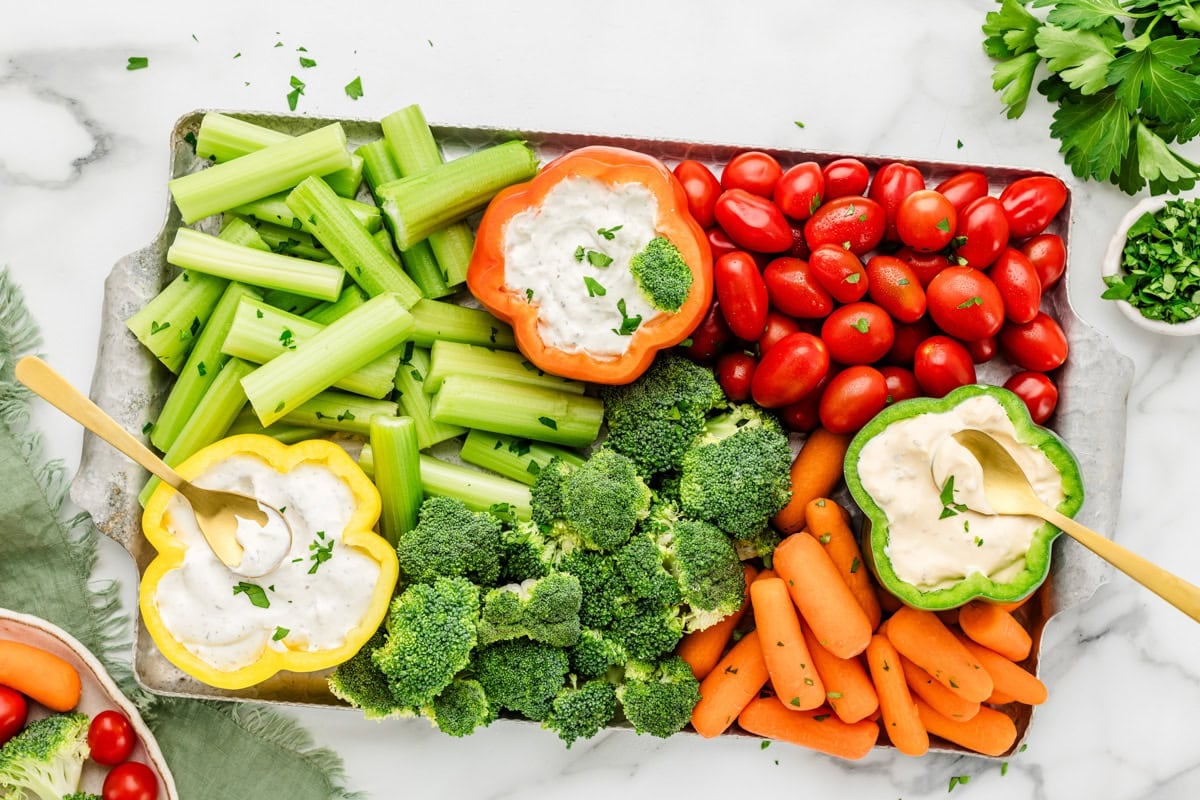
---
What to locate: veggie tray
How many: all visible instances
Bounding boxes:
[71,110,1134,755]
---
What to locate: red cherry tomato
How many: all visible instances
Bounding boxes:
[774,162,825,221]
[954,196,1010,269]
[776,371,833,433]
[989,248,1042,324]
[759,311,802,355]
[869,162,925,241]
[762,257,835,319]
[821,302,895,366]
[1021,233,1067,290]
[887,318,933,365]
[89,710,137,766]
[1003,371,1059,424]
[808,244,868,304]
[913,336,977,397]
[714,251,769,341]
[880,365,921,404]
[999,312,1068,372]
[786,224,811,260]
[999,175,1067,239]
[822,158,870,200]
[685,302,733,362]
[894,247,951,289]
[103,761,159,800]
[965,336,998,364]
[804,196,886,255]
[819,366,889,434]
[933,171,990,214]
[673,160,722,229]
[713,189,793,253]
[705,227,740,260]
[896,189,957,252]
[926,266,1005,341]
[866,255,926,323]
[715,352,757,402]
[722,151,783,198]
[751,332,830,408]
[0,686,27,747]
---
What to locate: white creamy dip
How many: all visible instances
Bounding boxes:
[233,506,292,576]
[154,454,382,672]
[502,177,662,358]
[857,394,1065,591]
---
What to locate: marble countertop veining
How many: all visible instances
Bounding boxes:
[3,1,1199,798]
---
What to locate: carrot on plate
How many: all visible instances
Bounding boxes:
[772,428,853,534]
[750,578,825,710]
[958,601,1033,662]
[915,697,1018,757]
[802,627,879,724]
[899,655,979,721]
[0,639,81,712]
[885,607,993,703]
[958,637,1047,706]
[774,532,872,659]
[865,634,928,756]
[677,564,757,681]
[804,498,882,631]
[753,568,778,583]
[691,630,770,738]
[738,696,879,760]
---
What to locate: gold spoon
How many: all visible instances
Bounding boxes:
[15,356,292,578]
[951,428,1200,623]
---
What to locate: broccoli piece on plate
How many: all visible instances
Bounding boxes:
[568,628,628,680]
[614,532,681,606]
[629,236,694,313]
[530,457,575,532]
[544,679,618,747]
[616,657,701,739]
[473,639,570,722]
[0,712,89,800]
[428,678,493,738]
[397,496,505,585]
[559,449,652,551]
[734,526,783,568]
[477,571,582,648]
[658,516,746,632]
[558,550,626,630]
[609,597,684,662]
[328,627,412,720]
[498,519,554,582]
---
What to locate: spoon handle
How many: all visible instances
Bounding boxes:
[14,357,188,491]
[1043,506,1200,623]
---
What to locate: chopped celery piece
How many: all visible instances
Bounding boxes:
[356,139,403,197]
[139,358,254,505]
[169,122,352,223]
[426,340,585,395]
[428,225,474,288]
[459,429,585,487]
[305,284,367,325]
[399,239,453,299]
[369,415,423,545]
[226,407,324,443]
[217,216,270,250]
[376,140,539,250]
[126,270,227,374]
[236,191,382,233]
[431,375,603,447]
[238,216,331,261]
[168,228,344,301]
[278,389,397,435]
[152,282,262,451]
[417,454,532,521]
[392,345,465,449]
[241,292,414,426]
[410,299,516,350]
[286,175,422,306]
[262,289,323,316]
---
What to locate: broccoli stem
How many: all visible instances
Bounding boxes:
[418,454,532,521]
[392,346,466,449]
[369,415,424,545]
[304,284,367,325]
[410,299,516,350]
[241,292,414,426]
[236,191,382,233]
[226,406,324,443]
[125,270,227,374]
[277,389,398,435]
[426,340,586,395]
[167,228,344,301]
[169,122,352,223]
[431,375,604,448]
[458,429,585,486]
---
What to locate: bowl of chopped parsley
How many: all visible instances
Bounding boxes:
[1102,194,1200,336]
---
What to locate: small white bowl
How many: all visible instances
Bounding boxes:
[1102,193,1200,336]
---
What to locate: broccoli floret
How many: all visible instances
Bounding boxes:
[609,598,684,661]
[0,712,89,800]
[372,577,479,708]
[472,639,570,722]
[629,236,694,313]
[530,457,575,531]
[544,679,618,747]
[499,520,553,582]
[568,628,628,680]
[61,794,101,800]
[659,518,745,632]
[397,496,504,585]
[678,403,792,536]
[616,657,701,739]
[734,526,783,568]
[600,353,726,476]
[558,550,626,629]
[328,627,412,720]
[478,572,582,648]
[560,449,652,551]
[428,678,493,737]
[614,533,681,606]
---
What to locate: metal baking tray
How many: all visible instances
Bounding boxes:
[71,110,1133,754]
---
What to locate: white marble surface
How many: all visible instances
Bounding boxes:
[3,1,1200,798]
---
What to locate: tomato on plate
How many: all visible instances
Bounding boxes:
[808,244,868,304]
[0,686,27,747]
[819,366,889,434]
[714,251,769,341]
[804,196,886,255]
[763,257,834,319]
[778,371,834,433]
[954,196,1009,269]
[913,336,976,397]
[821,302,895,365]
[1021,233,1067,290]
[673,160,722,229]
[896,189,957,252]
[706,227,740,260]
[926,266,1005,341]
[1003,371,1059,424]
[894,247,950,288]
[869,162,925,241]
[715,352,757,402]
[89,709,137,766]
[821,158,870,200]
[103,760,158,800]
[866,255,926,323]
[759,311,802,354]
[686,302,733,362]
[880,365,921,404]
[989,248,1042,324]
[887,317,933,365]
[722,151,783,198]
[934,170,989,214]
[999,175,1067,239]
[714,189,793,253]
[751,332,830,408]
[965,335,997,364]
[775,161,825,221]
[999,312,1068,372]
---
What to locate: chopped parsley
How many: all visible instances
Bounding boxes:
[538,416,558,430]
[233,581,270,608]
[939,476,968,519]
[583,276,607,297]
[851,317,871,334]
[279,328,296,349]
[813,714,830,722]
[1103,198,1200,324]
[956,295,984,309]
[844,273,861,284]
[141,422,154,435]
[850,557,860,573]
[761,739,772,749]
[936,217,952,233]
[197,361,207,377]
[586,250,613,268]
[149,320,170,335]
[948,775,971,792]
[308,531,334,574]
[126,56,149,71]
[272,626,290,641]
[287,75,306,111]
[597,225,623,240]
[612,298,642,336]
[525,288,534,302]
[299,56,317,68]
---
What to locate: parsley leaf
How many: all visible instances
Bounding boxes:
[1108,36,1200,123]
[939,475,969,519]
[1034,0,1127,32]
[992,50,1040,118]
[126,56,149,71]
[1035,24,1115,95]
[344,76,364,100]
[233,581,270,608]
[583,276,607,297]
[984,0,1041,58]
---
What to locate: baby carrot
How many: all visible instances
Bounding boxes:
[751,578,824,710]
[865,634,928,756]
[772,428,853,534]
[915,697,1018,757]
[886,607,993,703]
[876,583,904,615]
[959,601,1033,662]
[774,533,872,659]
[737,696,879,760]
[678,564,757,681]
[802,627,878,724]
[691,629,770,738]
[959,638,1047,706]
[987,689,1015,705]
[899,655,979,721]
[753,568,778,583]
[804,498,882,631]
[0,640,82,712]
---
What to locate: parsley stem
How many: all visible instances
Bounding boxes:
[167,227,345,301]
[459,429,585,487]
[408,299,516,350]
[426,340,586,395]
[391,346,467,449]
[125,270,227,375]
[369,415,423,546]
[429,374,604,447]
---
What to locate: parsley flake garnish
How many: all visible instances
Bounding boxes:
[939,476,969,519]
[126,56,149,71]
[287,75,306,111]
[538,416,558,430]
[299,56,317,68]
[583,276,607,297]
[948,775,971,792]
[586,250,613,268]
[956,295,984,309]
[142,422,154,435]
[233,581,270,608]
[308,532,334,574]
[936,217,951,233]
[573,245,586,262]
[272,626,290,641]
[150,320,170,335]
[845,273,861,284]
[279,328,296,349]
[597,225,623,240]
[612,298,642,336]
[525,288,534,302]
[344,76,364,100]
[197,361,207,377]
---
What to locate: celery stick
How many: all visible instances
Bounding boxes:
[278,389,397,435]
[459,429,585,486]
[305,284,367,325]
[392,345,466,449]
[376,140,539,250]
[217,215,270,250]
[410,299,516,350]
[222,297,399,399]
[262,289,323,316]
[369,416,423,545]
[139,358,255,505]
[418,454,532,521]
[426,340,585,395]
[126,270,227,375]
[241,292,414,426]
[357,140,403,197]
[169,123,352,223]
[236,192,382,233]
[226,407,324,443]
[430,375,603,447]
[428,226,475,288]
[286,176,422,306]
[239,216,331,261]
[167,228,344,301]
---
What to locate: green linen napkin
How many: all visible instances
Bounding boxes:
[0,268,362,800]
